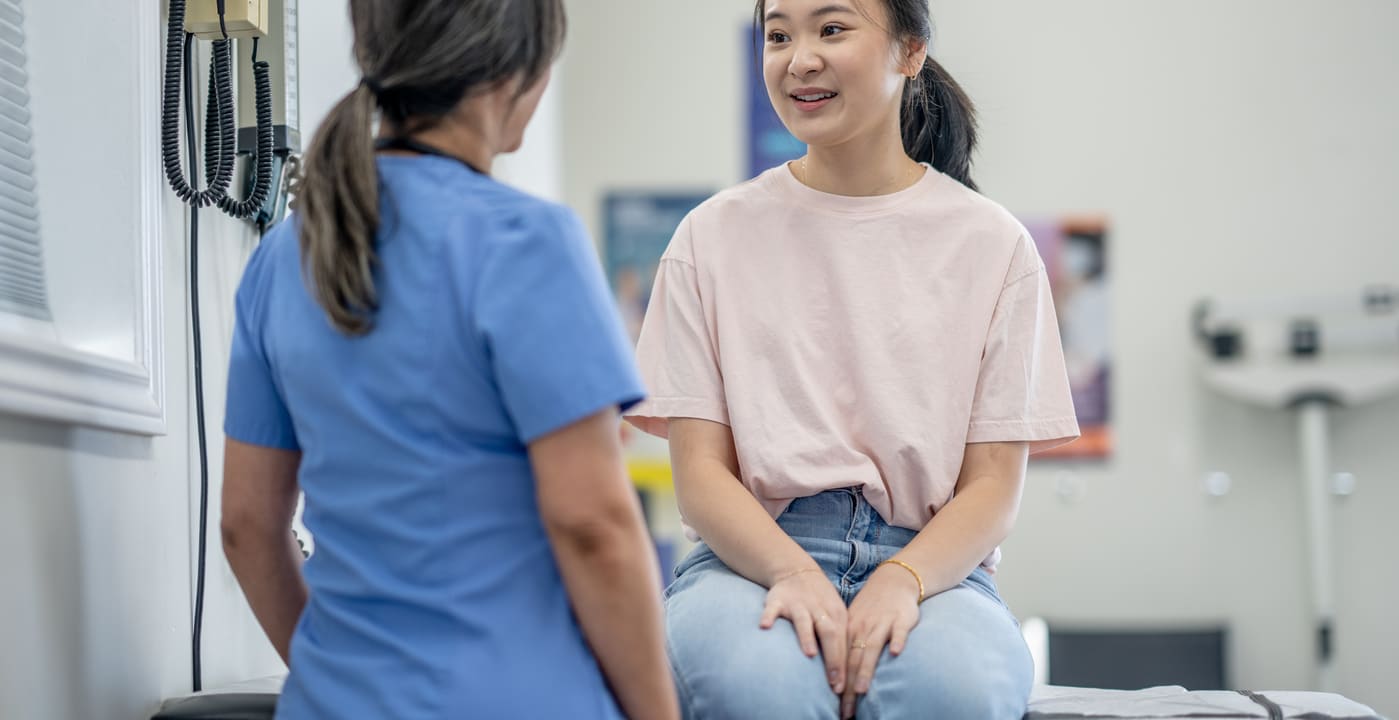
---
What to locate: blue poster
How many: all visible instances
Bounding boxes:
[746,25,805,178]
[603,192,711,345]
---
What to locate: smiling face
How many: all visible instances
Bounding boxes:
[761,0,925,150]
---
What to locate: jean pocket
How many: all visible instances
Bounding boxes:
[964,567,1008,605]
[662,543,717,601]
[670,542,715,581]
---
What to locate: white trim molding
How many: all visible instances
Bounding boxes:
[0,2,164,435]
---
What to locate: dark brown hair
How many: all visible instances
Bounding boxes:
[298,0,566,334]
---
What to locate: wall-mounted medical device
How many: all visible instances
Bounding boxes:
[158,0,302,694]
[1193,284,1399,693]
[1193,285,1398,407]
[162,0,299,229]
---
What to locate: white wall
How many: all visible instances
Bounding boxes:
[561,0,752,240]
[562,0,1399,715]
[926,2,1399,711]
[494,74,566,202]
[0,3,359,718]
[296,0,357,152]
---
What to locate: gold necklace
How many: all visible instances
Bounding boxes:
[801,156,921,195]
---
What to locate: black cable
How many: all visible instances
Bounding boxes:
[163,0,276,221]
[203,44,236,191]
[162,0,235,207]
[217,51,275,219]
[207,0,237,191]
[183,29,211,695]
[163,0,278,692]
[209,40,238,198]
[203,59,220,185]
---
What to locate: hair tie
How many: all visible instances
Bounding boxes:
[360,76,384,96]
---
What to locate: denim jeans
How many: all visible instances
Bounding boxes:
[663,488,1033,720]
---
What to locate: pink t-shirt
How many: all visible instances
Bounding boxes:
[624,164,1080,568]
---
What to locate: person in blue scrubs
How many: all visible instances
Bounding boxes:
[218,2,678,718]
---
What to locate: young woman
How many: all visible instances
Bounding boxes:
[625,0,1079,717]
[219,2,678,718]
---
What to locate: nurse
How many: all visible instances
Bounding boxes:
[219,1,678,718]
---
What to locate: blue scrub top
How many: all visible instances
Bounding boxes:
[224,155,643,719]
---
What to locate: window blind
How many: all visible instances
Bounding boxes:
[0,0,48,321]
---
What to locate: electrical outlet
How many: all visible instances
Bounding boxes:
[185,0,269,39]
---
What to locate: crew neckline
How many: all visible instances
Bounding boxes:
[767,160,946,216]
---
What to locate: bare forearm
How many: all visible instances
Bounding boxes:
[552,524,678,720]
[892,479,1019,598]
[223,529,308,664]
[679,459,815,587]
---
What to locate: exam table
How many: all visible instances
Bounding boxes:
[153,676,1386,719]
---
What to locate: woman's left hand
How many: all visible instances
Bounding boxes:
[839,563,922,719]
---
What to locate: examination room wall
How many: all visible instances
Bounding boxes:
[2,2,1393,718]
[0,3,363,718]
[0,1,567,716]
[561,1,1399,715]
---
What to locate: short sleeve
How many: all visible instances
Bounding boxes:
[966,246,1081,453]
[475,205,646,445]
[623,217,729,439]
[224,243,300,451]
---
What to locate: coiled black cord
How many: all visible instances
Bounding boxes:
[202,44,236,193]
[162,0,234,206]
[162,0,276,220]
[217,39,275,220]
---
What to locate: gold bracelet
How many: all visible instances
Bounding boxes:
[880,559,925,603]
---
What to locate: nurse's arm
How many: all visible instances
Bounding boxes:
[222,437,307,666]
[531,409,679,720]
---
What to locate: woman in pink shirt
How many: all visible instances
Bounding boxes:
[624,0,1080,718]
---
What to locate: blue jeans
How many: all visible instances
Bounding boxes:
[664,488,1033,720]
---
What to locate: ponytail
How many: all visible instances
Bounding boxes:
[297,81,380,336]
[901,57,979,191]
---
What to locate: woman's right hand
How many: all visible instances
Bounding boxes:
[668,418,848,701]
[760,567,850,695]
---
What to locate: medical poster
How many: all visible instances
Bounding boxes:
[603,191,712,474]
[604,191,712,574]
[1023,216,1113,459]
[603,192,710,346]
